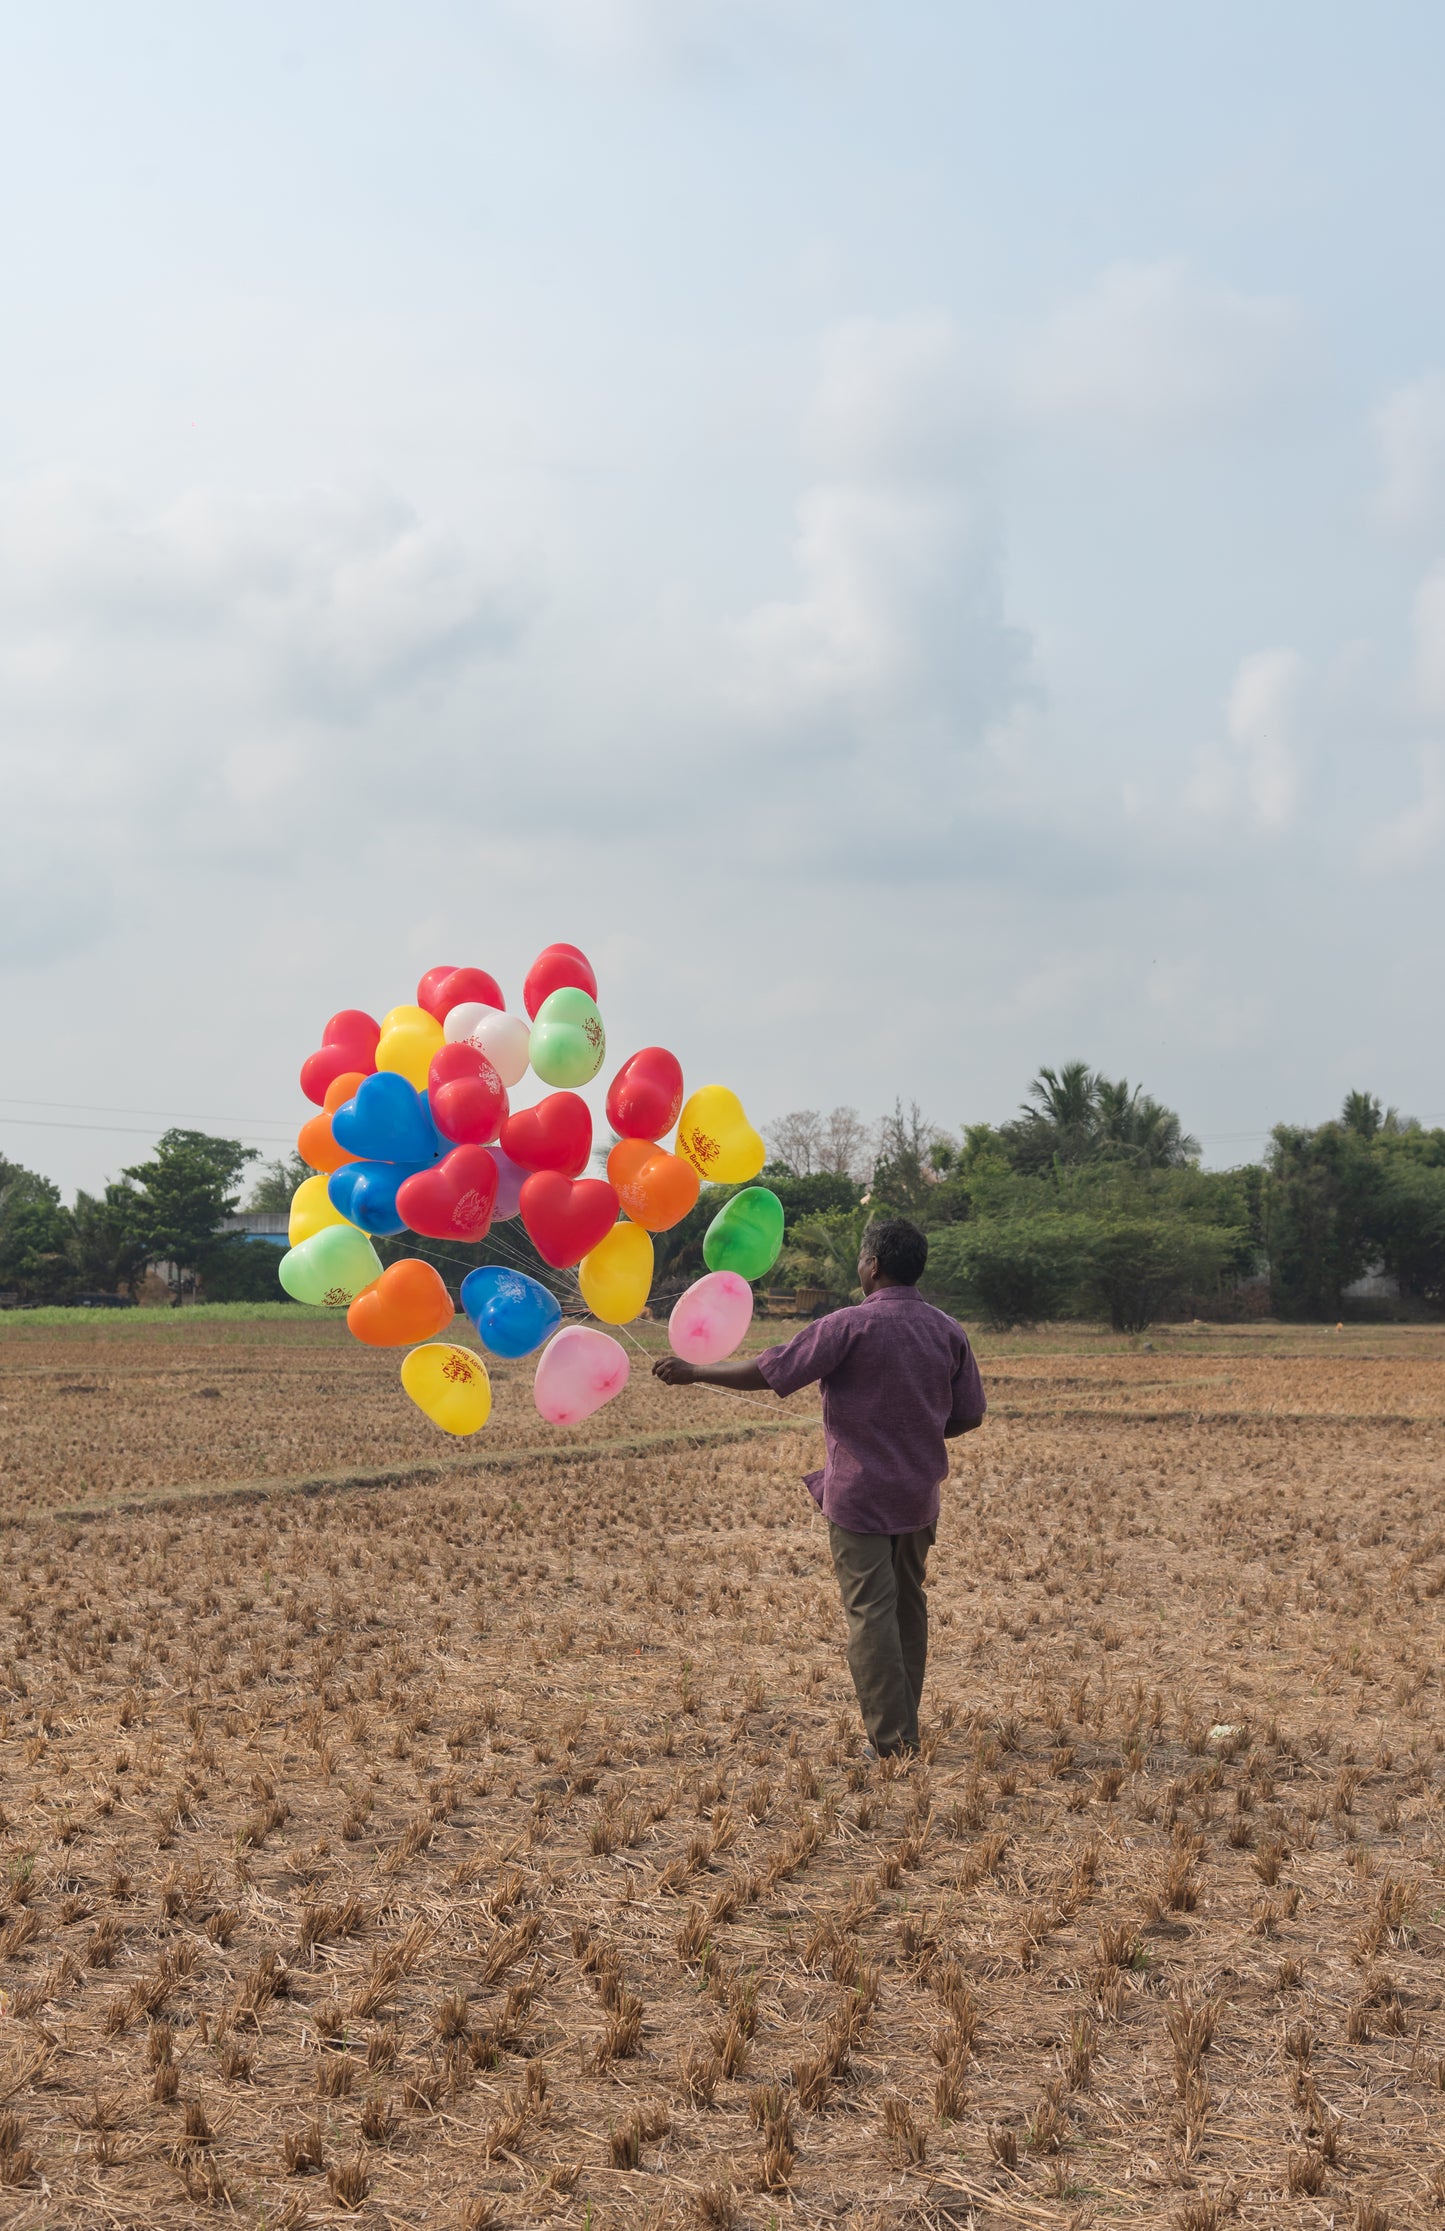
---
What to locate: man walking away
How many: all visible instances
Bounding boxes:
[653,1216,986,1758]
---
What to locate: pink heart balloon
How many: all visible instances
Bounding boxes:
[489,1143,528,1222]
[533,1325,630,1425]
[668,1271,753,1365]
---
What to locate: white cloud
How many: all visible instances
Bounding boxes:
[803,312,982,480]
[1373,375,1445,534]
[1186,647,1307,832]
[1411,561,1445,717]
[504,0,823,70]
[0,477,526,955]
[728,315,1027,770]
[1017,260,1304,438]
[1361,746,1445,872]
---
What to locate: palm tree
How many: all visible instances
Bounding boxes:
[1093,1075,1140,1150]
[1094,1077,1199,1169]
[1127,1093,1199,1169]
[1340,1090,1382,1141]
[1002,1064,1198,1173]
[786,1208,874,1299]
[1020,1062,1099,1166]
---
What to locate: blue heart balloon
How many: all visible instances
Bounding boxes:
[332,1073,441,1166]
[327,1160,428,1238]
[460,1265,562,1358]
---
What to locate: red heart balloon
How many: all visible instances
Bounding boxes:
[300,1010,380,1105]
[396,1146,498,1241]
[605,1046,685,1140]
[520,1173,619,1268]
[428,1043,507,1144]
[523,942,597,1019]
[417,965,505,1022]
[500,1091,592,1177]
[416,964,457,1013]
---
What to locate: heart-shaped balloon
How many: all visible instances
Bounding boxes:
[428,1042,507,1145]
[288,1170,353,1247]
[606,1046,684,1140]
[332,1073,441,1166]
[519,1172,619,1268]
[376,1006,445,1092]
[401,1342,492,1436]
[578,1219,654,1325]
[702,1187,785,1281]
[396,1145,498,1241]
[444,1004,531,1086]
[327,1160,424,1237]
[348,1258,454,1347]
[675,1086,766,1185]
[324,1071,361,1110]
[297,1069,366,1174]
[489,1143,528,1222]
[523,942,597,1019]
[668,1270,754,1364]
[529,987,606,1089]
[300,1010,380,1106]
[417,965,505,1022]
[605,1138,699,1232]
[460,1265,562,1357]
[533,1324,629,1424]
[500,1092,591,1177]
[278,1224,383,1307]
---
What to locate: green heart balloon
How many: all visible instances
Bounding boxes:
[702,1186,785,1282]
[279,1223,384,1307]
[529,986,606,1088]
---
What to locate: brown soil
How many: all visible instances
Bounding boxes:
[1,1319,1444,2228]
[0,1315,816,1520]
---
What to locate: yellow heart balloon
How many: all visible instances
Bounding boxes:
[578,1218,654,1325]
[400,1343,492,1436]
[675,1086,765,1185]
[376,1010,445,1091]
[287,1171,352,1246]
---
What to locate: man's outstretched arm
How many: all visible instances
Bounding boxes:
[653,1356,770,1390]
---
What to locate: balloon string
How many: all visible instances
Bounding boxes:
[608,1314,809,1416]
[405,1240,810,1417]
[395,1232,806,1415]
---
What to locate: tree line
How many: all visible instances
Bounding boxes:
[0,1131,276,1307]
[762,1068,1445,1330]
[2,1066,1442,1327]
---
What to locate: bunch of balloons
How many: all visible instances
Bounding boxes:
[278,943,784,1435]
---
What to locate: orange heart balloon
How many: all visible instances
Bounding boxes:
[606,1138,700,1232]
[297,1070,366,1175]
[347,1258,455,1348]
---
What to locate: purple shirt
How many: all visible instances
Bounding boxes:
[754,1285,986,1535]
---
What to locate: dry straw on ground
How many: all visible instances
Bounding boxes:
[1,1314,1444,2227]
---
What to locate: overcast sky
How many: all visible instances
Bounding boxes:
[4,0,1445,1197]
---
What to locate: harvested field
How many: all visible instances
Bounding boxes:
[2,1315,1445,2228]
[0,1308,815,1521]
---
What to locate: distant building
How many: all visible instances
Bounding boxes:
[1342,1260,1400,1301]
[218,1212,289,1247]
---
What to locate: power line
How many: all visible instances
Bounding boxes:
[0,1094,297,1126]
[0,1114,296,1142]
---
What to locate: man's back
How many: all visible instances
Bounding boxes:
[756,1284,985,1534]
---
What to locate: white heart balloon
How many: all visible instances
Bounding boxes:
[467,1008,532,1088]
[442,1001,493,1044]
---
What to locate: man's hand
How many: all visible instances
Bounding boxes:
[652,1356,698,1386]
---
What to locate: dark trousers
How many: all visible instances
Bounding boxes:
[827,1521,935,1755]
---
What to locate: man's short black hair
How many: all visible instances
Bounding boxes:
[862,1217,928,1286]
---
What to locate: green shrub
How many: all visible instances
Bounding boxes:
[199,1237,294,1303]
[924,1218,1094,1329]
[1082,1216,1242,1333]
